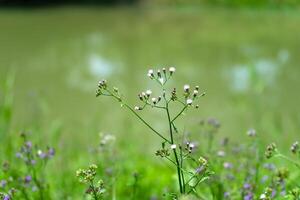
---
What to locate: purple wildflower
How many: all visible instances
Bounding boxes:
[243,183,252,190]
[224,192,230,198]
[244,192,253,200]
[24,175,32,184]
[3,195,10,200]
[47,148,55,157]
[0,180,7,188]
[223,162,233,169]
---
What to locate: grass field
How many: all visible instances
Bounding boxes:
[1,6,300,199]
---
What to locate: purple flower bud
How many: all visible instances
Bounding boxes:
[243,183,252,190]
[224,192,230,198]
[25,141,32,149]
[24,175,32,184]
[48,148,55,157]
[244,193,253,200]
[15,152,22,158]
[0,180,7,188]
[3,195,10,200]
[223,162,233,169]
[30,160,36,165]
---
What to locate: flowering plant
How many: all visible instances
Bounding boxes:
[96,67,212,196]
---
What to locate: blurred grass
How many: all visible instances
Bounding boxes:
[0,5,300,199]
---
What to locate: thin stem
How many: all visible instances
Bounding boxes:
[171,105,188,123]
[90,181,99,200]
[166,102,183,194]
[104,89,171,144]
[180,147,186,193]
[274,154,300,169]
[123,104,171,144]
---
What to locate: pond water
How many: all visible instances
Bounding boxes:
[0,7,300,147]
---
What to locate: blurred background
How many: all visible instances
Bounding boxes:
[0,0,300,197]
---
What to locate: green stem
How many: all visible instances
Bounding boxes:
[171,105,188,123]
[104,89,171,144]
[275,154,300,169]
[124,104,171,144]
[90,181,99,200]
[166,102,183,194]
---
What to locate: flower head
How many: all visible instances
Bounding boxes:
[169,67,176,75]
[186,99,193,105]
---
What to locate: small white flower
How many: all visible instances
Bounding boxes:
[259,194,266,199]
[193,90,198,95]
[141,92,146,96]
[169,67,176,74]
[247,128,256,137]
[171,144,177,149]
[146,90,152,96]
[147,69,154,78]
[184,84,190,92]
[37,150,43,156]
[151,97,157,103]
[134,106,140,110]
[148,69,154,74]
[186,99,193,105]
[217,150,225,157]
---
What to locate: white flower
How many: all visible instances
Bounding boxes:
[37,150,43,156]
[217,150,225,157]
[147,69,154,78]
[134,106,140,110]
[151,98,157,103]
[169,67,176,74]
[247,128,256,137]
[146,90,152,96]
[186,99,193,105]
[171,144,177,149]
[184,84,190,92]
[193,90,198,95]
[259,194,266,199]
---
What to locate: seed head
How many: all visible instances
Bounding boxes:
[169,67,176,75]
[134,106,141,111]
[290,141,299,154]
[147,69,154,79]
[247,129,256,137]
[265,143,277,159]
[186,99,193,105]
[151,98,157,104]
[193,90,198,98]
[146,90,152,97]
[184,84,190,92]
[157,70,161,78]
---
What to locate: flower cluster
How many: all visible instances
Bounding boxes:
[76,164,105,199]
[147,67,175,85]
[265,143,277,159]
[290,141,299,154]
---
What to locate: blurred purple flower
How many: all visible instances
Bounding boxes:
[223,162,233,169]
[3,195,10,200]
[243,183,252,190]
[244,193,253,200]
[0,180,7,188]
[24,175,32,184]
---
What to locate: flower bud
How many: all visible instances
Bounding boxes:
[169,67,176,75]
